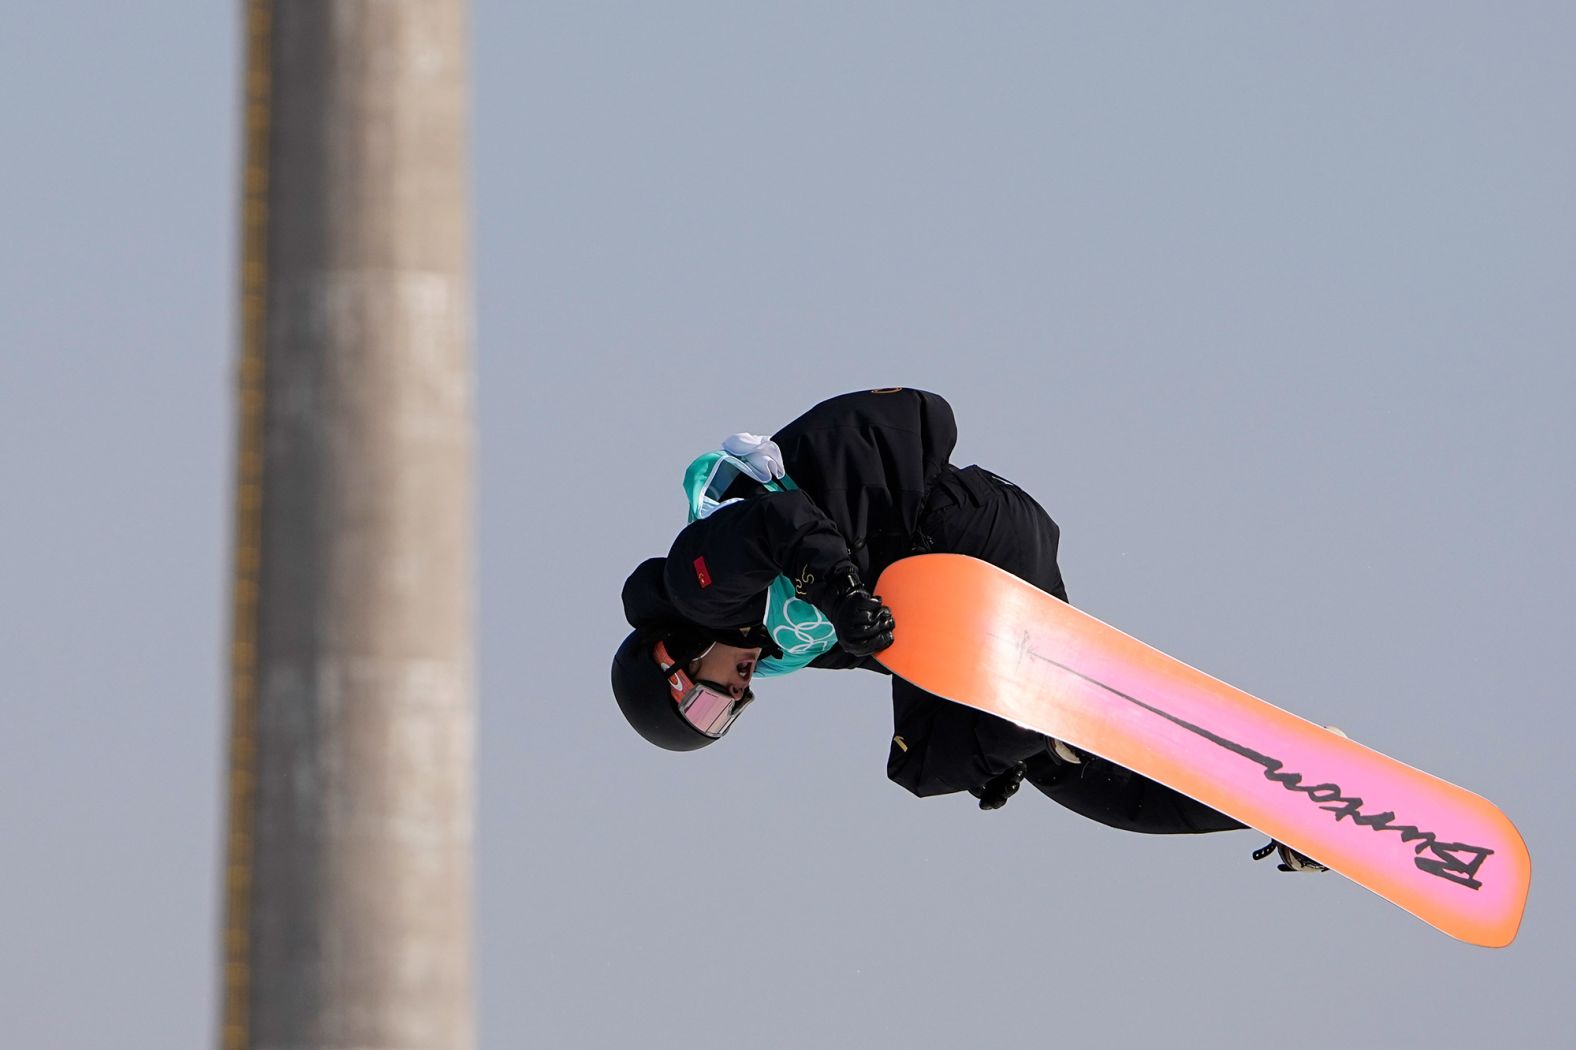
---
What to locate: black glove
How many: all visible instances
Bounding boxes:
[824,566,895,657]
[972,762,1027,811]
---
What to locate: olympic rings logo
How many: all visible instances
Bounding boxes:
[770,596,838,656]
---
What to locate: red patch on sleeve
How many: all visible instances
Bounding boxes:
[693,556,712,588]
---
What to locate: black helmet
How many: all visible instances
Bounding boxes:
[612,558,784,751]
[610,628,718,751]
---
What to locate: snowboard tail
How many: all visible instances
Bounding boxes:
[873,554,1529,947]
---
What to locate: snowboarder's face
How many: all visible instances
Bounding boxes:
[686,641,762,700]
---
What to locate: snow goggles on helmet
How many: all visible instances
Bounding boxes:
[654,640,753,739]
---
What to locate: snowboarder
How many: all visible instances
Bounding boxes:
[612,387,1317,866]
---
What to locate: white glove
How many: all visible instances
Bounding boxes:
[721,432,785,483]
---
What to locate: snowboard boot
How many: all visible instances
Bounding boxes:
[1013,736,1085,798]
[1253,840,1329,873]
[1049,738,1084,765]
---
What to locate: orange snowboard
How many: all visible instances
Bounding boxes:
[873,554,1530,947]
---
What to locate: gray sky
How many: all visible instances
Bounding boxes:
[3,3,1573,1048]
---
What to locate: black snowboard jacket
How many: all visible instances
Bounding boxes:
[632,388,958,664]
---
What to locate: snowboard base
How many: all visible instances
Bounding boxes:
[873,554,1529,947]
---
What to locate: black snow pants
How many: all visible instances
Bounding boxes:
[884,466,1244,835]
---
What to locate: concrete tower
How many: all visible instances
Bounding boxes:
[221,2,475,1047]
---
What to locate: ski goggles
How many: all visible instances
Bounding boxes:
[655,640,754,739]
